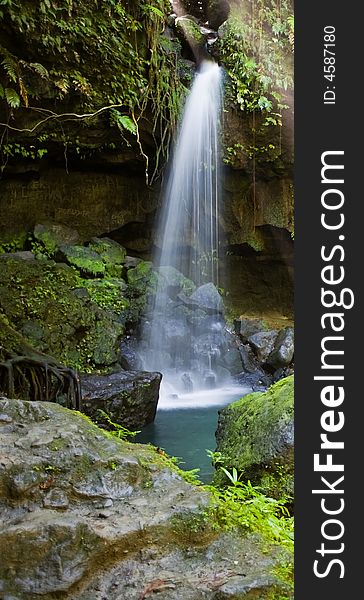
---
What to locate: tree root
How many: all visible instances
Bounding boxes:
[0,355,81,410]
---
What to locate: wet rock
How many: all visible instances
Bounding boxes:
[273,366,294,383]
[221,348,243,375]
[214,376,294,500]
[189,282,223,313]
[161,319,190,351]
[233,317,266,341]
[119,338,142,370]
[267,327,294,369]
[248,330,278,362]
[157,266,196,296]
[81,371,162,430]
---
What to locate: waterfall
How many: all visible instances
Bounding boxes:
[141,60,231,402]
[155,60,222,286]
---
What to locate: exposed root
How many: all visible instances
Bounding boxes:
[0,355,81,410]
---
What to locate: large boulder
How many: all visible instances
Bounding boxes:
[81,371,162,430]
[0,397,292,599]
[267,327,294,369]
[248,330,278,362]
[34,223,80,255]
[189,282,224,313]
[215,376,294,500]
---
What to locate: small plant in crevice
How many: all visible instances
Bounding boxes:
[93,409,140,441]
[205,465,293,549]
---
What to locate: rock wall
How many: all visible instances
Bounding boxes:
[0,165,158,244]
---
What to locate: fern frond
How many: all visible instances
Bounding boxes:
[4,87,20,108]
[1,56,18,83]
[29,62,49,79]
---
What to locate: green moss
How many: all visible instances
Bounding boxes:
[170,511,216,547]
[77,278,129,316]
[88,238,127,277]
[214,377,294,500]
[176,16,206,47]
[127,261,157,295]
[58,245,106,277]
[0,1,186,183]
[0,258,124,372]
[0,232,27,254]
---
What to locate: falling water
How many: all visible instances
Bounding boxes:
[140,60,245,402]
[155,60,222,286]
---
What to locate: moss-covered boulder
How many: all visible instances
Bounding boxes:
[57,245,106,277]
[214,376,294,501]
[34,223,80,256]
[88,237,127,278]
[0,256,125,373]
[127,260,156,295]
[0,397,293,599]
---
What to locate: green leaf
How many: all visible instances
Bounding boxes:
[1,56,18,83]
[5,87,20,108]
[111,110,137,135]
[143,4,165,19]
[29,62,49,78]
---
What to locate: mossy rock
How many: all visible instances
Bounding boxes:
[0,258,124,372]
[156,266,196,296]
[0,397,292,599]
[34,223,80,256]
[127,261,156,295]
[88,237,127,277]
[57,245,106,277]
[214,376,294,500]
[78,278,129,319]
[176,16,206,47]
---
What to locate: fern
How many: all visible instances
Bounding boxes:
[29,62,49,78]
[1,56,18,83]
[110,110,137,135]
[143,4,165,19]
[4,87,20,108]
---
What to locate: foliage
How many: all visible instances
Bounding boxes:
[76,278,130,315]
[94,409,139,441]
[0,0,187,182]
[218,0,293,115]
[218,0,293,166]
[206,467,293,550]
